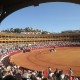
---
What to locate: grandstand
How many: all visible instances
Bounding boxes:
[0,32,80,44]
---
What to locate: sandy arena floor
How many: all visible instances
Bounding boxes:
[10,47,80,76]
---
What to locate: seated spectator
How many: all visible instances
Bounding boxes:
[3,75,15,80]
[42,77,48,80]
[0,75,3,80]
[15,73,22,80]
[30,74,37,80]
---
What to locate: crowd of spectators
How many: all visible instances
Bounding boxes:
[0,41,80,80]
[0,41,80,55]
[0,63,79,80]
[47,41,80,47]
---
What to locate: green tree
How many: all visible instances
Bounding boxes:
[14,28,21,33]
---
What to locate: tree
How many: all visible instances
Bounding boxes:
[14,28,21,33]
[42,31,48,34]
[10,28,14,32]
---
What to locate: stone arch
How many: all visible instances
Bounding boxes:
[0,0,80,23]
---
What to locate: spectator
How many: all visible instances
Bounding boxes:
[3,75,15,80]
[68,68,73,76]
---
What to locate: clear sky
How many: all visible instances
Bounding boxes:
[0,2,80,33]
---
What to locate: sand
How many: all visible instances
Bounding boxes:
[10,47,80,76]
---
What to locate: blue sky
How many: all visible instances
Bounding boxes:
[0,2,80,33]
